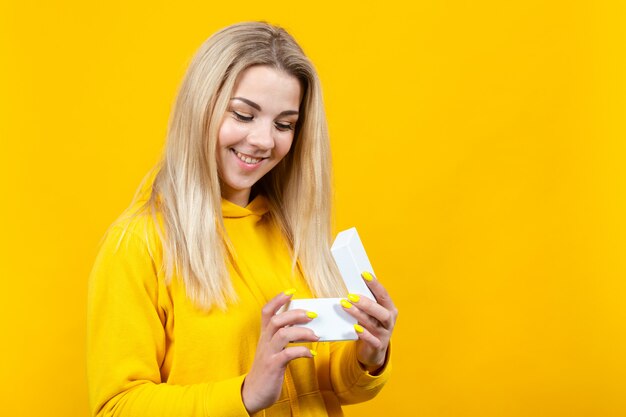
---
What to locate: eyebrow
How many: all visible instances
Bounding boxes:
[231,97,299,117]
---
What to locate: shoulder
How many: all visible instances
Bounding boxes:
[97,202,165,265]
[89,205,169,317]
[89,204,167,303]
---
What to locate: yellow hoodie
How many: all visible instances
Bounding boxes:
[87,195,390,417]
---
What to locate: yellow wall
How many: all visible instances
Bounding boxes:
[2,1,625,416]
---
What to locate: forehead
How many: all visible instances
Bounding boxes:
[231,65,302,111]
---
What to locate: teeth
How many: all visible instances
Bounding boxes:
[235,151,262,164]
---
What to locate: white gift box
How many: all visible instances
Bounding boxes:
[286,227,376,341]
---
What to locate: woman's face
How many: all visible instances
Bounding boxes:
[217,65,302,206]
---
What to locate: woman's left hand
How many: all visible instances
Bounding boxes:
[340,272,398,373]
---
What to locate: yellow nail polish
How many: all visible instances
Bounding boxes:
[306,311,318,319]
[354,324,364,333]
[284,288,297,296]
[347,294,360,303]
[361,272,374,282]
[310,349,317,357]
[340,299,352,309]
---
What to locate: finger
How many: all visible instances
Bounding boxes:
[353,323,384,350]
[271,327,319,351]
[361,272,398,312]
[345,294,395,330]
[276,346,317,366]
[261,288,297,327]
[340,299,381,330]
[267,309,317,333]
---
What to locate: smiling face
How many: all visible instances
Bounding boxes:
[216,65,302,206]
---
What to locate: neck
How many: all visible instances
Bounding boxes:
[222,189,251,207]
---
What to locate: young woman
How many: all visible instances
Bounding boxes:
[87,21,398,417]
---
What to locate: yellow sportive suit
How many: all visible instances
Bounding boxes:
[87,195,390,417]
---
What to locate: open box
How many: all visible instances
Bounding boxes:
[286,227,376,341]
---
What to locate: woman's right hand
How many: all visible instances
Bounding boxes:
[241,290,319,414]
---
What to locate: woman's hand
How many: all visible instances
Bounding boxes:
[341,272,398,373]
[241,290,319,414]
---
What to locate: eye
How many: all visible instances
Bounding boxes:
[232,110,253,122]
[275,122,294,131]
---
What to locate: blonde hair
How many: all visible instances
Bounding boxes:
[127,22,344,310]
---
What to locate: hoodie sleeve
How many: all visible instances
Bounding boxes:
[327,340,392,405]
[87,224,250,417]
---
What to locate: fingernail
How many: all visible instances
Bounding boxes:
[361,272,374,282]
[354,324,364,333]
[340,299,352,309]
[284,288,297,296]
[310,349,317,357]
[347,294,360,303]
[306,311,318,319]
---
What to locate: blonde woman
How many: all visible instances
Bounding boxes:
[87,21,397,417]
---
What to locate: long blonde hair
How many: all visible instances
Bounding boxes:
[129,22,344,310]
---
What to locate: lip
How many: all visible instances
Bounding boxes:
[231,148,266,170]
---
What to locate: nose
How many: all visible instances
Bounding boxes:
[247,120,275,151]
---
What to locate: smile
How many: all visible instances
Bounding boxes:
[233,149,264,165]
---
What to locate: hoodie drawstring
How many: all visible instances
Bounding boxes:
[284,365,301,417]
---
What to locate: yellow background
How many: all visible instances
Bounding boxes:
[2,1,625,416]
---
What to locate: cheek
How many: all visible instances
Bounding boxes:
[218,119,244,147]
[275,134,295,159]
